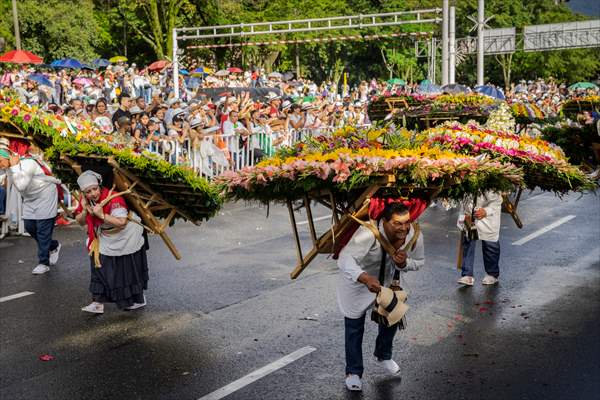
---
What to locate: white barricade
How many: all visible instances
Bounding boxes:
[137,124,372,180]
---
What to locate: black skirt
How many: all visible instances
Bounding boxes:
[89,246,149,309]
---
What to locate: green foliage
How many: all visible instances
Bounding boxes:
[0,0,104,61]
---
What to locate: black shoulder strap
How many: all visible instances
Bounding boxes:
[378,246,387,284]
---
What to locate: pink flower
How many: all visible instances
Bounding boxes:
[23,114,31,122]
[11,108,18,116]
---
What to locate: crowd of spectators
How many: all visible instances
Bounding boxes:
[1,62,597,175]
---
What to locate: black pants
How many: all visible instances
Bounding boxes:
[23,217,59,266]
[345,314,399,377]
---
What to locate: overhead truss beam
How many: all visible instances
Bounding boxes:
[176,9,441,40]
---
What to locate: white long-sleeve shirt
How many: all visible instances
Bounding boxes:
[336,223,424,319]
[8,158,59,220]
[457,191,502,242]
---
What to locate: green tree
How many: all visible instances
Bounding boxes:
[114,0,197,60]
[0,0,104,61]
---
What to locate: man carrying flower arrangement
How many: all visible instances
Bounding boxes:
[0,147,61,274]
[457,191,503,286]
[336,202,424,391]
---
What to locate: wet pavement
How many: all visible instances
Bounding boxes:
[1,190,599,400]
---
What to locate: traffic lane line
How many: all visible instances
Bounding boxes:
[512,215,576,246]
[0,291,35,303]
[198,346,317,400]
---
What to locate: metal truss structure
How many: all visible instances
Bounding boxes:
[176,10,441,40]
[172,9,442,97]
[523,20,600,51]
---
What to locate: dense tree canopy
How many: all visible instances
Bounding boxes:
[0,0,598,86]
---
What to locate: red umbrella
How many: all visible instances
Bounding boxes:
[147,60,170,71]
[228,67,243,74]
[0,50,43,64]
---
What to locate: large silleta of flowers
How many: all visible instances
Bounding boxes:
[217,123,593,278]
[0,90,222,259]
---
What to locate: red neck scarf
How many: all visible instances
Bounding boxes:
[75,187,128,249]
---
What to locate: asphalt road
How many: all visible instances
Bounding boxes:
[1,190,599,400]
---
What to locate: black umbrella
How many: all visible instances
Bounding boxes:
[282,72,295,81]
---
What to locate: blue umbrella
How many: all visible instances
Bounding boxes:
[27,73,53,87]
[56,58,83,69]
[418,80,442,94]
[179,69,189,75]
[475,85,505,100]
[81,64,95,70]
[49,59,63,68]
[92,58,110,68]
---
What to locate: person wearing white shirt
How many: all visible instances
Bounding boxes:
[337,203,424,391]
[1,150,61,274]
[222,111,249,166]
[457,191,502,286]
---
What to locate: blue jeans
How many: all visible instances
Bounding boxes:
[0,186,5,214]
[345,314,399,377]
[460,235,500,278]
[23,218,59,266]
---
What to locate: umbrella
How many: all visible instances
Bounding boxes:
[441,83,471,94]
[268,72,283,79]
[283,72,295,81]
[148,60,170,71]
[73,77,94,86]
[0,50,43,64]
[191,67,209,77]
[27,73,53,87]
[387,78,406,85]
[568,82,598,90]
[418,80,442,94]
[215,69,229,77]
[92,58,110,68]
[49,59,63,68]
[474,85,505,100]
[81,64,95,70]
[56,58,84,69]
[109,56,127,63]
[179,69,189,75]
[228,67,243,73]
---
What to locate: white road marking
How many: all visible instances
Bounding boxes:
[523,192,547,202]
[512,215,576,246]
[198,346,317,400]
[0,291,35,303]
[297,215,330,225]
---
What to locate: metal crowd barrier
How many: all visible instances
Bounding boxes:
[141,124,370,179]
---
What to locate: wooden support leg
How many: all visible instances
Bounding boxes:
[287,200,304,271]
[502,193,524,229]
[303,195,318,245]
[112,170,182,259]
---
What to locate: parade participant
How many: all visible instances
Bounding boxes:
[74,170,149,314]
[1,147,61,274]
[337,202,424,391]
[457,191,503,286]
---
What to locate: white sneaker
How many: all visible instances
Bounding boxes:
[32,264,50,275]
[49,243,61,266]
[376,358,400,374]
[457,276,474,286]
[126,296,146,310]
[345,374,362,391]
[81,302,104,314]
[482,275,499,285]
